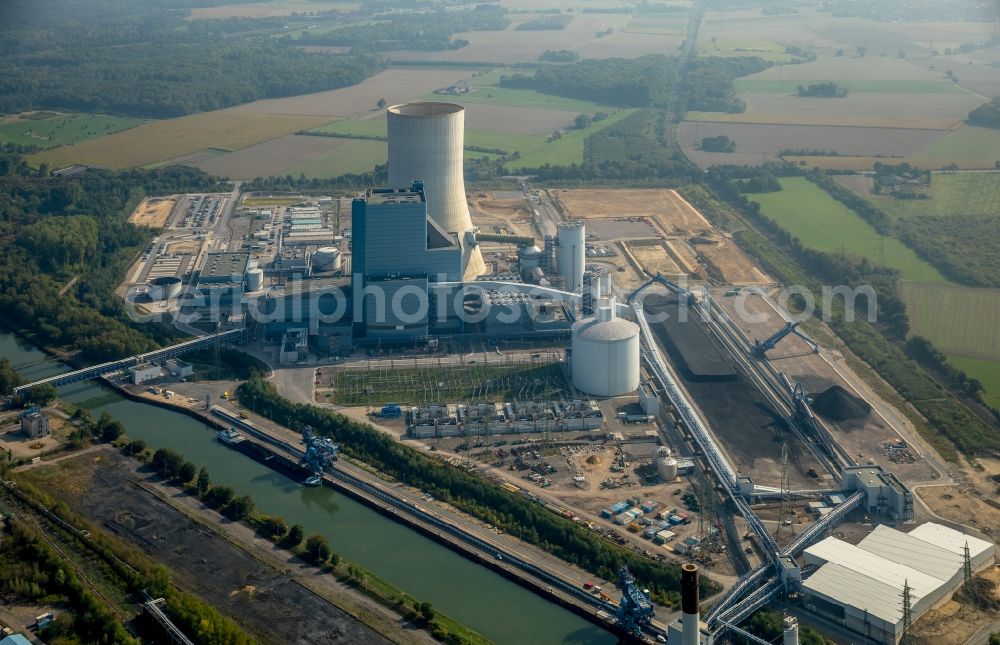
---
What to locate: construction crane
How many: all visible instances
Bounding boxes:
[752,321,818,359]
[615,566,655,637]
[302,426,338,481]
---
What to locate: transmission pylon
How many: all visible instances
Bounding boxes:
[901,579,913,644]
[777,442,795,543]
[963,540,976,612]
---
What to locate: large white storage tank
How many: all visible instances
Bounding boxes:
[312,246,341,272]
[557,220,586,292]
[246,268,264,292]
[386,102,486,279]
[571,298,640,397]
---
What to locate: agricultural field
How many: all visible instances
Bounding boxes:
[186,1,358,19]
[0,112,146,149]
[678,121,943,168]
[422,86,616,114]
[284,139,388,178]
[916,126,1000,164]
[624,14,687,36]
[733,79,965,93]
[846,172,1000,219]
[30,111,336,170]
[899,281,1000,361]
[191,134,353,179]
[948,356,1000,409]
[748,177,949,284]
[698,38,791,62]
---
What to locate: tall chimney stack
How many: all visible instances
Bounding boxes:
[682,563,700,645]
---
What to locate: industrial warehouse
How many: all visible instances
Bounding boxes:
[75,100,999,645]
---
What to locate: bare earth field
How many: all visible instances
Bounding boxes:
[552,188,710,234]
[192,135,353,179]
[743,55,949,82]
[226,68,475,117]
[740,91,981,122]
[678,121,945,168]
[128,197,176,228]
[685,112,960,130]
[32,112,335,170]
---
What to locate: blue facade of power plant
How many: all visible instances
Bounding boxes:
[351,182,462,340]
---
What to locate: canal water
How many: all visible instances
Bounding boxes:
[1,330,615,645]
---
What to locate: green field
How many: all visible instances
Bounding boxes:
[0,113,147,149]
[899,281,1000,359]
[421,86,617,112]
[624,16,686,35]
[699,38,792,62]
[286,138,387,178]
[865,172,1000,219]
[750,177,950,284]
[733,79,966,93]
[948,355,1000,408]
[307,108,637,170]
[916,125,1000,161]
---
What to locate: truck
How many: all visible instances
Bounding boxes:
[379,404,402,419]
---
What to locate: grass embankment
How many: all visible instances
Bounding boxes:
[748,177,949,285]
[239,375,714,605]
[686,183,1000,460]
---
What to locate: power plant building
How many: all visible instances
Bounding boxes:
[351,183,462,340]
[387,102,485,279]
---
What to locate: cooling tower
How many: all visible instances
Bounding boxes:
[387,102,485,279]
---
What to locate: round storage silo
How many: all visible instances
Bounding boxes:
[570,301,640,397]
[312,246,340,272]
[656,451,678,481]
[246,268,264,292]
[557,220,586,292]
[147,276,182,301]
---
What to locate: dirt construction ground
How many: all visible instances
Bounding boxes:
[23,449,399,645]
[552,188,710,234]
[128,197,176,228]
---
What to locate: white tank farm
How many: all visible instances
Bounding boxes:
[386,102,486,279]
[312,246,341,272]
[655,447,678,481]
[246,268,264,292]
[557,220,585,292]
[571,300,640,397]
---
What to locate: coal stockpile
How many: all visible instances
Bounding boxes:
[644,294,821,487]
[643,294,738,381]
[810,385,871,422]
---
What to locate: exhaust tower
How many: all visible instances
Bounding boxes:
[387,102,486,279]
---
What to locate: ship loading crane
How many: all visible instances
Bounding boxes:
[615,566,655,638]
[302,426,338,481]
[752,321,818,359]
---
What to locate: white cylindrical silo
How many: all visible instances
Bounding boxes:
[657,454,678,481]
[571,301,640,397]
[387,102,485,279]
[147,276,182,300]
[312,246,340,272]
[557,220,586,292]
[246,268,264,292]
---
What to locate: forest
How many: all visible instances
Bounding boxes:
[500,55,768,112]
[238,375,719,606]
[967,96,1000,129]
[287,4,510,52]
[0,145,222,362]
[898,215,1000,288]
[0,0,386,118]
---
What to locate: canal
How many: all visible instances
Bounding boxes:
[1,330,615,645]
